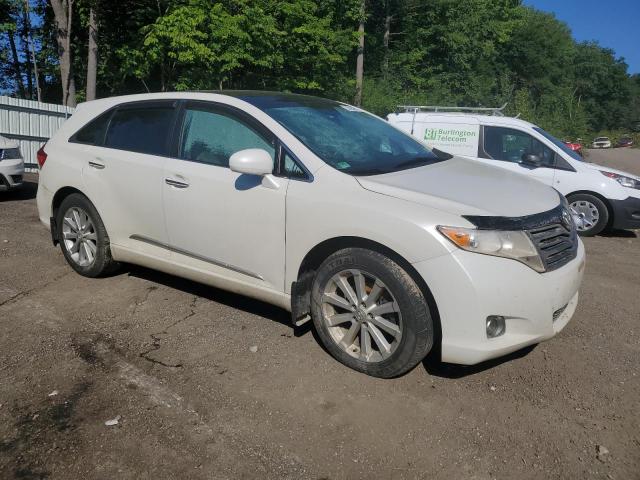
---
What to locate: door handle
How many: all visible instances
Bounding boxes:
[88,161,105,170]
[165,178,190,189]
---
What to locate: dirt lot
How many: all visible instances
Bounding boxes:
[1,150,639,480]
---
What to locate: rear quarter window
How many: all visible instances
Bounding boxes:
[70,111,111,145]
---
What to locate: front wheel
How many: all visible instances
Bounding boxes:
[567,193,609,237]
[310,248,433,378]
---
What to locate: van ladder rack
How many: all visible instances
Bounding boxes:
[396,103,508,116]
[396,103,508,134]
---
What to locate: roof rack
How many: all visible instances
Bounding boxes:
[395,103,508,117]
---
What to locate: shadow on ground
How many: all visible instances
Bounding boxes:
[125,264,293,328]
[124,263,538,379]
[600,228,637,238]
[0,180,37,202]
[422,344,536,379]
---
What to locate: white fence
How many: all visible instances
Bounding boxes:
[0,96,75,171]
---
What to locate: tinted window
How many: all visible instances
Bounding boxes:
[236,93,442,175]
[179,107,274,167]
[71,111,111,145]
[484,126,555,166]
[105,106,175,155]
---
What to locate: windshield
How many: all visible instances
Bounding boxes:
[534,127,583,162]
[236,93,443,175]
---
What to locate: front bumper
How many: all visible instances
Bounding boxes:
[0,158,25,191]
[413,240,585,365]
[610,195,640,230]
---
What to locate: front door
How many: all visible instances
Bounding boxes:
[162,102,288,291]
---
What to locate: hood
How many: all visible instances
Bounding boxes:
[0,135,19,149]
[356,156,560,218]
[583,162,640,180]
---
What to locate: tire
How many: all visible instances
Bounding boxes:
[310,248,433,378]
[56,193,119,277]
[567,193,609,237]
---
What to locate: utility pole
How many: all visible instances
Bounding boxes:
[354,0,365,107]
[383,0,392,79]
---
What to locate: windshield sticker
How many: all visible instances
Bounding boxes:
[336,161,351,169]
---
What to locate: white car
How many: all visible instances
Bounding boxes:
[36,92,585,378]
[388,110,640,236]
[592,137,611,149]
[0,135,24,191]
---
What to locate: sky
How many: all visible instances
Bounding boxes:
[525,0,639,74]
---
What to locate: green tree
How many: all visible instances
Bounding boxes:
[1,0,637,140]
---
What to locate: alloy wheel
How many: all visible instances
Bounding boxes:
[62,207,98,267]
[321,269,403,363]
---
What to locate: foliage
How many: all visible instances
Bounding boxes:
[1,0,638,139]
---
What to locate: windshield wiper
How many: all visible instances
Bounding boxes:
[350,168,390,176]
[431,148,453,160]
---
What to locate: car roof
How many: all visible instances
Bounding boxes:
[77,90,343,111]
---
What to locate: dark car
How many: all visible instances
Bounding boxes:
[615,137,634,148]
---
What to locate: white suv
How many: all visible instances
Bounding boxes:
[36,92,585,378]
[591,137,611,149]
[0,135,24,191]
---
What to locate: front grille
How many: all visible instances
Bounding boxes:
[527,222,578,272]
[463,200,579,273]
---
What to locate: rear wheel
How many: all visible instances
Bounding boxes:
[567,193,609,237]
[56,193,119,277]
[310,248,433,378]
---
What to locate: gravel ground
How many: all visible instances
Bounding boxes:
[1,149,639,480]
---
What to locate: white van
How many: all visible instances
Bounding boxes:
[387,107,640,236]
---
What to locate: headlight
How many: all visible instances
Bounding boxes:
[600,170,639,189]
[437,226,545,272]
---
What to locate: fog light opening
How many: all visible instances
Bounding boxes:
[486,315,506,338]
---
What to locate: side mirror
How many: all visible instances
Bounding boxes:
[229,148,273,176]
[520,153,542,169]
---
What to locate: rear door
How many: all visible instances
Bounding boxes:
[79,100,178,252]
[475,125,556,186]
